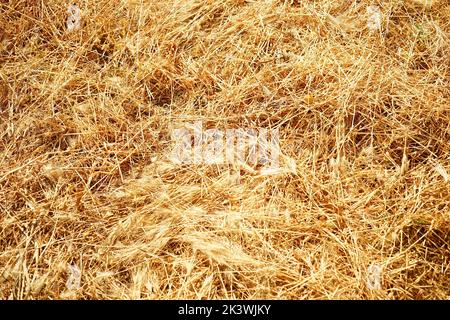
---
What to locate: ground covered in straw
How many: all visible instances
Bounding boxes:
[0,0,449,299]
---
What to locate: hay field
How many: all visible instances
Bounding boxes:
[0,0,449,299]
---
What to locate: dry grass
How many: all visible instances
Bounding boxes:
[0,0,449,300]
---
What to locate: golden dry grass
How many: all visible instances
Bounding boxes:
[0,0,449,299]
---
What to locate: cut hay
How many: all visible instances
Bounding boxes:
[0,0,448,299]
